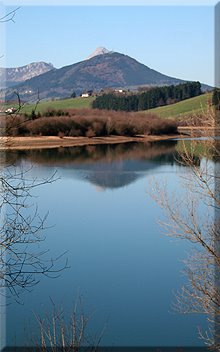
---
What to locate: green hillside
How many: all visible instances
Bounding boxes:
[3,96,95,114]
[145,93,213,119]
[25,96,95,114]
[2,92,213,120]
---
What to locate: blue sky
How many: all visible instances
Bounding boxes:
[5,5,214,85]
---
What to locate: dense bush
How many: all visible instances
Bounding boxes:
[5,115,29,136]
[5,108,178,137]
[149,120,179,135]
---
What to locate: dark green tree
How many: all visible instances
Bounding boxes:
[212,88,220,109]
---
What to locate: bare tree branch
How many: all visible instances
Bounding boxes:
[0,7,20,23]
[31,296,106,350]
[149,106,220,350]
[0,164,68,302]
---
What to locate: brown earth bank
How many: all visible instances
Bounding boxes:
[0,134,180,150]
[0,127,218,150]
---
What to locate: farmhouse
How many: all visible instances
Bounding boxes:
[5,107,17,114]
[114,89,126,94]
[81,90,93,98]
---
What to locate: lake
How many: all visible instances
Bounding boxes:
[3,141,208,349]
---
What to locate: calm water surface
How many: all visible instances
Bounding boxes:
[5,141,207,347]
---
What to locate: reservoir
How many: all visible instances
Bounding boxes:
[4,141,208,348]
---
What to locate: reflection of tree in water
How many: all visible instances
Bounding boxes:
[5,141,181,190]
[4,141,178,166]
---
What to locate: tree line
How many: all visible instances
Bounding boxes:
[92,81,202,112]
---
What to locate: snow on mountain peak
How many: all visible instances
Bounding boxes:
[86,47,111,60]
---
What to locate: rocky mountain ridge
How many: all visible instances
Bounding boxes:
[0,62,54,88]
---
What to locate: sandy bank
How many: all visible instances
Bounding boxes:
[0,134,180,150]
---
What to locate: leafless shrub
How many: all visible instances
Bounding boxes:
[86,128,96,138]
[178,105,215,127]
[32,297,106,351]
[7,109,178,138]
[149,119,179,135]
[5,115,29,136]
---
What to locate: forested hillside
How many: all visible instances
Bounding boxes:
[92,82,202,112]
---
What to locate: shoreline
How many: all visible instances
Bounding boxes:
[0,134,180,150]
[0,127,216,150]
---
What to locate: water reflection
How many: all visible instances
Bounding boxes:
[5,141,179,189]
[4,140,208,347]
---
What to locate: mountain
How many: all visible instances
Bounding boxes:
[2,49,210,102]
[0,62,54,89]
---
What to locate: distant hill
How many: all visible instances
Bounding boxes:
[0,62,54,89]
[2,48,213,102]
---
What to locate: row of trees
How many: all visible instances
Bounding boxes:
[92,81,202,112]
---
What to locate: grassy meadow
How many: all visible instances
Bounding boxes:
[146,92,212,119]
[2,96,95,114]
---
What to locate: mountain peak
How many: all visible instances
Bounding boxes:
[86,47,111,60]
[0,61,55,89]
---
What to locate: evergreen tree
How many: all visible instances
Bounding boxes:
[212,88,220,109]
